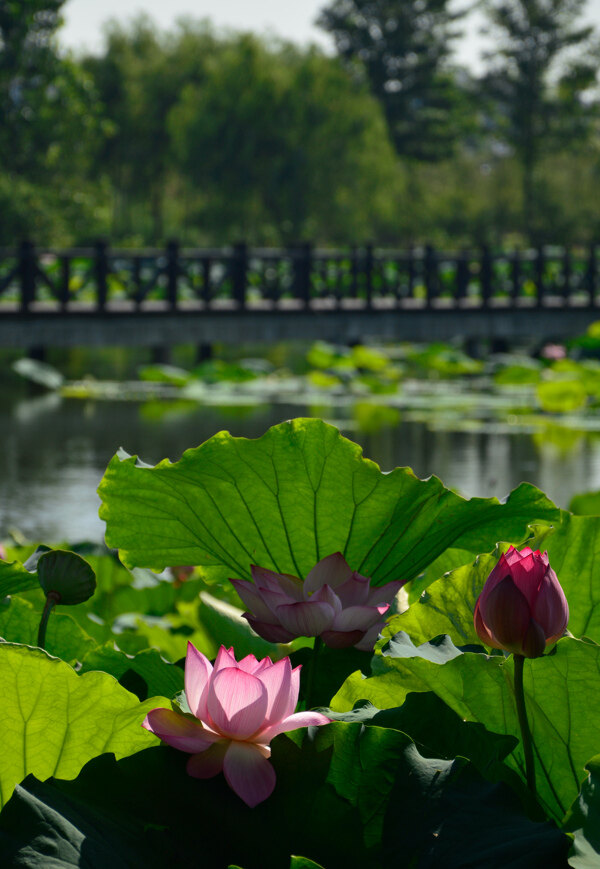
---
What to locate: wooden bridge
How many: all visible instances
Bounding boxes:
[1,241,599,349]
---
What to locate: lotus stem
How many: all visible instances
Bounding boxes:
[513,653,536,798]
[305,636,323,710]
[37,591,60,650]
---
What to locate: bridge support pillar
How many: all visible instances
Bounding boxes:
[27,345,46,362]
[151,345,171,365]
[196,343,213,363]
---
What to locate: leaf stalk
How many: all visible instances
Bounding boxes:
[37,591,60,650]
[513,653,536,799]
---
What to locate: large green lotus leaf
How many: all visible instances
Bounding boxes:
[568,491,600,516]
[98,418,558,584]
[333,636,599,823]
[384,551,498,646]
[0,775,166,869]
[0,597,96,665]
[327,723,568,867]
[389,515,600,649]
[324,691,519,788]
[0,643,168,808]
[564,755,600,868]
[529,512,600,643]
[78,644,184,700]
[0,736,366,869]
[407,544,485,601]
[0,559,39,599]
[289,859,325,869]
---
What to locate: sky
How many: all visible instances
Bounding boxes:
[59,0,600,71]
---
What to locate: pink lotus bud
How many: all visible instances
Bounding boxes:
[474,546,569,658]
[0,544,6,561]
[230,552,402,650]
[142,643,329,807]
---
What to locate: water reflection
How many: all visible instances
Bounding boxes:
[3,394,600,542]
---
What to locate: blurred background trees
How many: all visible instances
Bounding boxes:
[1,1,600,247]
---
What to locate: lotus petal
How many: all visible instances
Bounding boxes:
[532,567,569,640]
[185,642,213,719]
[212,645,237,676]
[142,708,220,752]
[258,711,331,743]
[483,576,532,653]
[275,600,335,637]
[367,579,404,606]
[331,603,389,633]
[186,740,229,779]
[303,552,352,595]
[334,572,370,607]
[230,578,278,622]
[223,741,275,807]
[251,565,304,600]
[207,668,268,739]
[473,599,502,649]
[257,656,292,724]
[245,616,296,643]
[235,653,272,675]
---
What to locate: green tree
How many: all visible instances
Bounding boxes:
[317,0,466,162]
[84,17,222,242]
[0,1,103,243]
[168,34,401,243]
[479,0,599,242]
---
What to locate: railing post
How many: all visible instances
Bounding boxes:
[535,246,545,307]
[19,239,36,313]
[60,255,70,310]
[407,244,415,299]
[95,239,108,312]
[456,249,469,302]
[293,242,312,308]
[232,241,247,309]
[350,244,359,298]
[480,244,492,307]
[166,239,179,310]
[424,244,437,307]
[511,249,520,304]
[364,243,373,309]
[562,246,571,303]
[587,243,597,307]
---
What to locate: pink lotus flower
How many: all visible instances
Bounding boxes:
[474,546,569,658]
[142,643,329,807]
[230,552,402,650]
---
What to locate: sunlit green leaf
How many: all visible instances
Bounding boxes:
[0,597,96,665]
[98,418,558,585]
[564,755,600,868]
[0,643,168,808]
[78,644,184,700]
[333,637,599,823]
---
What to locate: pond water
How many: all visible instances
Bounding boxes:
[3,391,600,543]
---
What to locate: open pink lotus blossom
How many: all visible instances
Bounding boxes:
[474,546,569,658]
[142,642,329,807]
[230,552,403,650]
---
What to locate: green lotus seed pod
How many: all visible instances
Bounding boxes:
[37,549,96,605]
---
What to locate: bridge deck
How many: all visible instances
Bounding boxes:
[1,294,597,347]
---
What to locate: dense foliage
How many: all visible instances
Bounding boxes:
[2,2,600,246]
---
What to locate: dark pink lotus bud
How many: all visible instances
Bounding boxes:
[474,546,569,658]
[230,552,402,651]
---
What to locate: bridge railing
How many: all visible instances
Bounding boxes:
[0,241,598,313]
